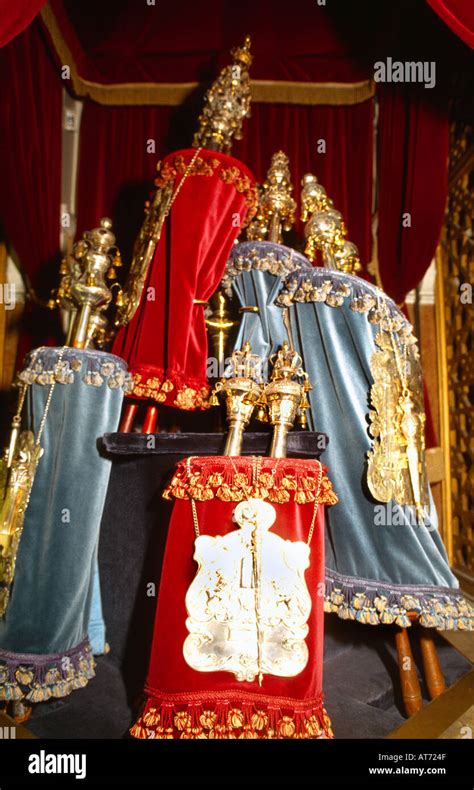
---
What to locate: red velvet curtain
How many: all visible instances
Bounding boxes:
[377,85,449,304]
[233,101,373,265]
[0,20,62,351]
[0,0,47,48]
[77,100,374,268]
[427,0,474,47]
[76,104,175,239]
[45,0,370,85]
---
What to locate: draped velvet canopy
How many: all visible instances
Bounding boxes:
[0,0,47,48]
[0,0,470,358]
[427,0,474,46]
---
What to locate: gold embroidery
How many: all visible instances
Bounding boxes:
[367,317,429,513]
[155,155,220,188]
[154,157,257,226]
[219,167,258,226]
[132,373,210,410]
[173,386,210,410]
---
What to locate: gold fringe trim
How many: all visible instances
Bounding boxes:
[41,4,374,107]
[131,698,333,739]
[163,457,338,505]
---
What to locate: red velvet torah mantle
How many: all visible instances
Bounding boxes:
[112,149,257,410]
[131,456,338,739]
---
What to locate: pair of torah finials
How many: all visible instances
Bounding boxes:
[210,341,311,458]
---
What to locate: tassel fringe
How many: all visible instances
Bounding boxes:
[0,639,95,702]
[131,693,333,740]
[324,575,474,631]
[163,456,338,506]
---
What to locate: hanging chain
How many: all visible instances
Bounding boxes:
[162,146,203,221]
[186,456,200,538]
[187,454,324,546]
[306,460,323,546]
[13,382,28,422]
[190,497,200,539]
[36,347,67,446]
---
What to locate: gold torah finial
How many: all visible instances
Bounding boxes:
[246,185,269,241]
[50,218,122,349]
[301,173,361,274]
[210,342,264,456]
[193,36,252,153]
[262,341,311,458]
[259,151,296,243]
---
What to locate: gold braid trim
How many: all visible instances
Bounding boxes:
[163,456,338,505]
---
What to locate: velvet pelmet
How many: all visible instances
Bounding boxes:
[230,245,474,631]
[112,149,257,409]
[0,348,127,702]
[132,457,334,739]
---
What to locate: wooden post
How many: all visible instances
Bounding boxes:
[142,406,158,434]
[395,627,423,717]
[119,402,138,433]
[419,629,446,700]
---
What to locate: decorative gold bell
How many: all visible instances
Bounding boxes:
[255,394,268,422]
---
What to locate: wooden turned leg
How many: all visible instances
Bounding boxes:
[395,627,423,717]
[119,403,138,433]
[419,630,446,700]
[142,406,158,434]
[10,700,32,724]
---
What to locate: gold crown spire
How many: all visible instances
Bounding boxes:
[263,341,311,456]
[193,36,252,153]
[251,151,296,244]
[301,173,361,274]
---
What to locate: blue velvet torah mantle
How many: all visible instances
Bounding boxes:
[226,242,474,632]
[0,347,130,703]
